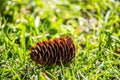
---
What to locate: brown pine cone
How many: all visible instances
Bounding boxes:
[30,36,75,66]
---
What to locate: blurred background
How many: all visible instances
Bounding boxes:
[0,0,120,80]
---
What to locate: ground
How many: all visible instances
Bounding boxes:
[0,0,120,80]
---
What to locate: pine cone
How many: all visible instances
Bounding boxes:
[30,36,75,66]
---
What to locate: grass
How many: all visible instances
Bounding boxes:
[0,0,120,80]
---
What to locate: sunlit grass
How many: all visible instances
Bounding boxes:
[0,0,120,80]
